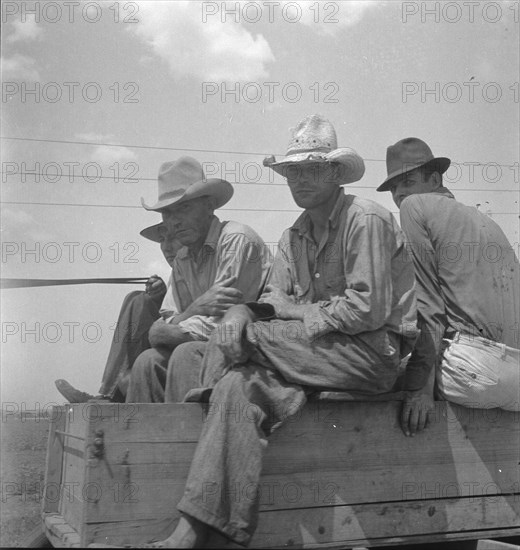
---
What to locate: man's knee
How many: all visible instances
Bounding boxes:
[170,341,206,365]
[133,348,167,373]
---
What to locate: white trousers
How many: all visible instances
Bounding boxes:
[437,333,520,411]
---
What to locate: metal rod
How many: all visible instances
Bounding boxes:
[54,430,85,441]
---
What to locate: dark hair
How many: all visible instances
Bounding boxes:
[420,163,443,184]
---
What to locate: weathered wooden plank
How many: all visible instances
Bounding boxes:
[75,460,519,524]
[242,495,520,549]
[73,401,519,524]
[49,402,520,548]
[74,402,206,443]
[59,406,90,537]
[44,514,81,548]
[76,496,520,548]
[42,406,67,514]
[83,518,178,548]
[477,541,520,550]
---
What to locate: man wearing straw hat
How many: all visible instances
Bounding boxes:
[377,138,519,436]
[55,222,182,403]
[125,156,272,403]
[145,115,418,548]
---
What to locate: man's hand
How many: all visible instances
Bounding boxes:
[400,390,435,437]
[148,318,192,350]
[261,285,301,320]
[215,305,255,365]
[187,276,243,317]
[145,274,167,305]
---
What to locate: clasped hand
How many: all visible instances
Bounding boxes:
[215,305,255,365]
[261,285,296,319]
[188,276,244,317]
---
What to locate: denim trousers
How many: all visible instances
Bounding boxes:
[177,320,402,544]
[98,291,160,400]
[125,342,207,403]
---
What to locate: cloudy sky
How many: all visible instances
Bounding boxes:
[1,0,519,406]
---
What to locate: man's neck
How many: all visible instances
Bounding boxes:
[306,188,341,243]
[187,238,206,259]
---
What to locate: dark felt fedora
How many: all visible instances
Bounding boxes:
[377,138,450,192]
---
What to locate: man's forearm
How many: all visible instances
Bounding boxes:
[148,322,193,351]
[403,322,441,391]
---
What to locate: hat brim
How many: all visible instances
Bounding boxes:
[377,157,451,192]
[264,148,365,185]
[141,178,234,211]
[140,222,164,243]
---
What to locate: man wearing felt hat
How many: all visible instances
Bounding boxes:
[55,222,182,403]
[125,156,272,403]
[378,137,520,439]
[147,115,419,548]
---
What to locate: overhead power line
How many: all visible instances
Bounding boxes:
[1,136,518,168]
[1,171,518,192]
[1,200,518,216]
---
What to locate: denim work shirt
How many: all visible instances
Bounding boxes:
[161,216,272,339]
[400,188,519,388]
[266,191,418,353]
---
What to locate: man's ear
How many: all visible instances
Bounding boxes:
[429,171,442,191]
[328,162,342,184]
[204,195,218,213]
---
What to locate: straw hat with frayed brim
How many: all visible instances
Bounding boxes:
[377,138,451,192]
[263,114,365,185]
[140,222,165,243]
[141,156,233,211]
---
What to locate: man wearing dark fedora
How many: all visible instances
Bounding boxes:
[377,138,519,439]
[145,115,419,548]
[125,156,272,403]
[54,222,182,403]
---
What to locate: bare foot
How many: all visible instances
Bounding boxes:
[143,516,209,548]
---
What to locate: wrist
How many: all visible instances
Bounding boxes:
[224,304,255,323]
[286,303,306,321]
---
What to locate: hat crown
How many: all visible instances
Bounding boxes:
[286,114,337,156]
[386,137,435,175]
[157,157,205,202]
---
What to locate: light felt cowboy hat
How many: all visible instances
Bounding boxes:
[263,114,365,185]
[139,222,166,243]
[377,138,451,192]
[141,156,233,211]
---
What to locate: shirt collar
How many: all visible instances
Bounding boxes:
[433,186,455,199]
[291,188,346,237]
[176,215,223,260]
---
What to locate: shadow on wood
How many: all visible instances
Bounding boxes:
[41,401,520,548]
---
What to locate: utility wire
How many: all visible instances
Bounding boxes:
[1,172,518,192]
[2,136,518,168]
[1,200,518,216]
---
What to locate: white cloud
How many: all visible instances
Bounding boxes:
[90,146,137,165]
[1,54,40,80]
[6,17,44,43]
[130,1,275,81]
[288,0,379,33]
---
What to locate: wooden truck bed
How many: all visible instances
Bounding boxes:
[41,401,520,548]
